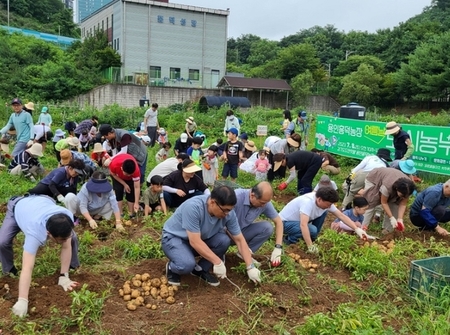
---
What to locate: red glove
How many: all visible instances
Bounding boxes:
[277,182,288,191]
[396,221,405,232]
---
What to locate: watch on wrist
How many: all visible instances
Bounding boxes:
[275,244,283,249]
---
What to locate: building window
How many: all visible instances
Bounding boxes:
[150,66,161,79]
[170,67,181,80]
[189,69,199,81]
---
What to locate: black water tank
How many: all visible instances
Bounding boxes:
[339,102,366,120]
[199,96,251,112]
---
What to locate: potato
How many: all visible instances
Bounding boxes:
[144,291,150,296]
[124,220,132,226]
[157,296,163,301]
[143,285,151,292]
[123,295,131,301]
[166,296,175,304]
[131,289,140,298]
[151,278,161,288]
[132,280,142,287]
[134,274,142,281]
[311,264,318,269]
[171,285,178,292]
[145,303,153,309]
[160,284,168,291]
[123,286,131,295]
[136,296,145,305]
[150,287,158,299]
[160,276,168,285]
[125,280,131,286]
[151,304,157,310]
[119,289,124,296]
[141,273,151,282]
[160,290,169,299]
[126,302,137,311]
[309,268,316,273]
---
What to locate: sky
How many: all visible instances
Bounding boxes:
[172,0,432,41]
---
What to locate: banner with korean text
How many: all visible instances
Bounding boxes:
[315,115,450,176]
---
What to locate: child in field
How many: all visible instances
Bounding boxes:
[143,175,167,216]
[331,197,369,233]
[186,136,204,167]
[156,128,168,147]
[254,149,270,181]
[202,145,219,186]
[221,128,244,182]
[79,130,92,152]
[91,143,111,167]
[212,138,224,156]
[156,142,172,162]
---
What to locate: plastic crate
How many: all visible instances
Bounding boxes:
[214,179,241,190]
[409,256,450,300]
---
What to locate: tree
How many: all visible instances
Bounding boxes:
[333,55,386,77]
[338,64,383,106]
[247,39,280,68]
[290,70,315,106]
[276,43,322,81]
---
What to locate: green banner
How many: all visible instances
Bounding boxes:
[315,115,450,176]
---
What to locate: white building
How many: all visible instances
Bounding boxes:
[80,0,229,89]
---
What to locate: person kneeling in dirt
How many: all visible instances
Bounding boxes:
[0,194,80,317]
[64,171,125,232]
[231,182,284,267]
[279,187,368,253]
[161,185,261,287]
[409,180,450,236]
[8,143,45,182]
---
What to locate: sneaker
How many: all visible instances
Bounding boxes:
[236,252,261,267]
[166,262,180,286]
[191,269,220,287]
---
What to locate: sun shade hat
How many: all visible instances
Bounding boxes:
[99,124,114,136]
[186,117,194,124]
[376,148,392,162]
[11,98,22,105]
[159,128,166,135]
[86,174,113,193]
[182,159,201,173]
[92,143,104,153]
[54,129,65,137]
[245,140,257,152]
[60,149,72,165]
[41,106,48,113]
[67,137,80,147]
[24,102,35,110]
[272,153,286,172]
[399,159,417,175]
[385,121,401,135]
[287,133,301,147]
[26,143,43,157]
[227,128,239,136]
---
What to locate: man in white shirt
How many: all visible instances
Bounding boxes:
[279,187,367,254]
[146,153,188,186]
[143,103,159,147]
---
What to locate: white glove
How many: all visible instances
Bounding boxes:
[213,261,227,279]
[115,223,125,232]
[354,227,367,239]
[29,176,36,182]
[307,244,319,254]
[58,275,78,292]
[389,217,398,229]
[12,298,28,317]
[247,267,261,283]
[270,247,282,267]
[57,194,65,203]
[88,219,98,229]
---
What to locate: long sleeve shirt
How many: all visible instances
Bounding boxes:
[1,110,34,142]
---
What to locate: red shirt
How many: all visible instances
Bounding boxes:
[109,153,140,181]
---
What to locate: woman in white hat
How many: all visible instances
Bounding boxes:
[385,121,414,160]
[8,143,45,182]
[64,171,125,232]
[185,117,197,139]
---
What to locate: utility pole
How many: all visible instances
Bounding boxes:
[345,50,355,60]
[7,0,10,27]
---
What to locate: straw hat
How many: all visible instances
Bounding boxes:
[245,140,257,152]
[182,159,201,173]
[272,153,286,172]
[186,117,194,124]
[67,137,80,147]
[24,102,35,110]
[26,143,43,157]
[92,143,104,153]
[385,121,401,135]
[287,133,301,147]
[60,149,72,165]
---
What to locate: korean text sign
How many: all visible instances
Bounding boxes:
[315,115,450,176]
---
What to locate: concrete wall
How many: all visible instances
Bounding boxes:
[71,84,337,112]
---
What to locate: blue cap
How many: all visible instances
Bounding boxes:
[299,111,307,119]
[11,98,22,105]
[41,107,48,113]
[227,128,239,135]
[239,132,248,140]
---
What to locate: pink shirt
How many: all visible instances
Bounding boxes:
[255,158,270,173]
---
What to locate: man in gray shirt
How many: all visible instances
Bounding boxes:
[233,182,284,267]
[161,186,261,287]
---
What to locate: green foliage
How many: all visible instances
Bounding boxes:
[116,234,164,260]
[291,70,315,105]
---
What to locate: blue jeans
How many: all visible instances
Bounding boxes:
[161,231,230,274]
[283,211,328,245]
[11,141,28,157]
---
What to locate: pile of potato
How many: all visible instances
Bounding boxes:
[362,240,395,254]
[119,273,178,311]
[288,253,319,272]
